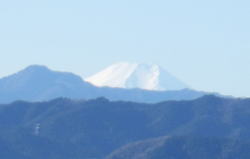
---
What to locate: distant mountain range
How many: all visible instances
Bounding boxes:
[86,62,188,91]
[0,95,250,159]
[0,65,207,103]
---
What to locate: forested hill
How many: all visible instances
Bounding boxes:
[0,95,249,159]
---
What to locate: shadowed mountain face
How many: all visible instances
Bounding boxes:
[0,96,250,158]
[0,65,94,102]
[106,136,250,159]
[0,65,205,103]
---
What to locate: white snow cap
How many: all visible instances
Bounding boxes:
[86,62,188,91]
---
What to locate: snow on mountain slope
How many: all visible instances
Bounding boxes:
[86,62,188,91]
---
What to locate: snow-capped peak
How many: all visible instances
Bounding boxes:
[86,62,188,91]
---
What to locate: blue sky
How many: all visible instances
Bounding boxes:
[0,0,250,97]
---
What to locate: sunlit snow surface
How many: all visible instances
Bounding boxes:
[86,62,188,91]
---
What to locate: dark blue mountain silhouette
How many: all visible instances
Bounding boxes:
[0,65,206,103]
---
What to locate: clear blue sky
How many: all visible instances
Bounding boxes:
[0,0,250,97]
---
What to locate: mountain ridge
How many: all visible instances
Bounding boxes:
[0,65,206,103]
[0,95,249,158]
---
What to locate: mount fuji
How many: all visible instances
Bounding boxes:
[86,62,188,91]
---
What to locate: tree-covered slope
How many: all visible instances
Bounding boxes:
[107,136,250,159]
[0,95,249,158]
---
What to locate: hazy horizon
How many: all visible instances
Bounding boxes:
[1,1,250,159]
[1,0,250,97]
[0,62,246,98]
